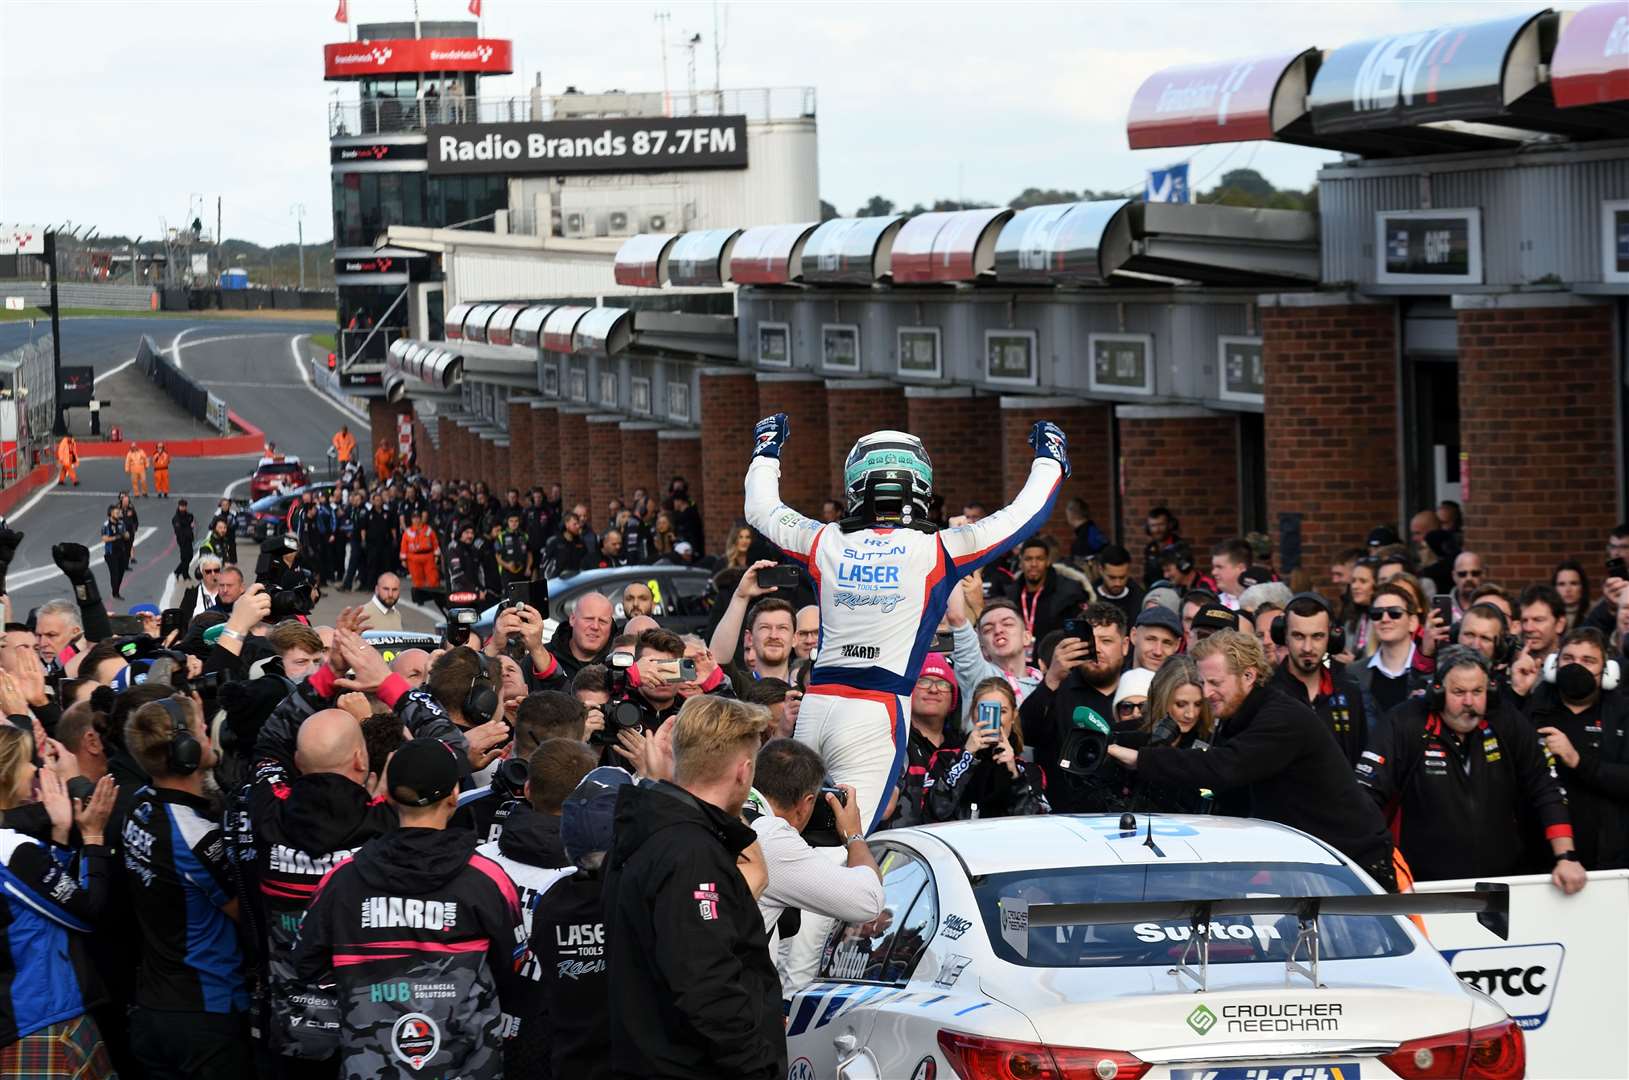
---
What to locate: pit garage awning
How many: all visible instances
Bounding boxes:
[1551,1,1629,109]
[444,302,475,341]
[991,199,1317,286]
[483,303,529,347]
[460,303,504,344]
[613,233,679,288]
[387,339,463,391]
[1126,49,1320,149]
[1126,8,1629,157]
[571,307,634,357]
[799,216,906,284]
[668,229,742,287]
[729,222,821,284]
[511,305,554,348]
[541,306,593,353]
[890,207,1015,284]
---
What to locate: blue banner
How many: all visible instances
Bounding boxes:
[1146,162,1191,203]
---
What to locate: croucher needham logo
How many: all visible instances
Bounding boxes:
[390,1012,440,1070]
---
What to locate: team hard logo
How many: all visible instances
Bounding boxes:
[390,1012,441,1070]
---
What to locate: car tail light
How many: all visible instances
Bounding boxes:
[936,1030,1150,1080]
[327,352,337,369]
[1380,1019,1525,1080]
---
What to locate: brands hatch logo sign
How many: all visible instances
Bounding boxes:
[371,46,394,66]
[1153,61,1256,126]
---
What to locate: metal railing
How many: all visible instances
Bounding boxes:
[329,86,816,138]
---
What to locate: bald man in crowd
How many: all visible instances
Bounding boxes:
[390,648,431,689]
[253,709,400,1073]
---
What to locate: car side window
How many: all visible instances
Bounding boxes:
[667,573,711,616]
[820,847,931,984]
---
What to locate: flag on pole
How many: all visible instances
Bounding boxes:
[335,0,348,23]
[468,0,482,15]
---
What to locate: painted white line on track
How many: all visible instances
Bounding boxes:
[290,335,365,422]
[174,332,290,352]
[94,356,137,383]
[167,326,199,370]
[5,526,156,590]
[6,478,59,523]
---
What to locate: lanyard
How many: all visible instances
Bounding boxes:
[1019,586,1040,636]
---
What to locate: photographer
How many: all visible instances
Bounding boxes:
[619,628,731,729]
[923,678,1048,822]
[749,738,884,994]
[1018,602,1130,812]
[1109,630,1399,889]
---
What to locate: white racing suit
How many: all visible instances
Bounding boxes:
[745,453,1063,833]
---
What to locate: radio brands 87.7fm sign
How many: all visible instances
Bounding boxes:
[428,116,748,176]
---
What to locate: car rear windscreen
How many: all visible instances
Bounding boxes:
[977,862,1414,968]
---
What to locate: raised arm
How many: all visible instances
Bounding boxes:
[743,413,825,563]
[938,421,1068,578]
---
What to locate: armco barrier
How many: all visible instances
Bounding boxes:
[157,287,336,312]
[0,280,157,311]
[1419,870,1629,1078]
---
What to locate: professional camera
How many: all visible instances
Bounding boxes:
[1058,707,1179,777]
[800,781,848,848]
[445,608,478,648]
[590,653,653,748]
[490,757,529,800]
[270,569,317,621]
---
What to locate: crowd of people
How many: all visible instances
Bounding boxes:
[0,412,1624,1079]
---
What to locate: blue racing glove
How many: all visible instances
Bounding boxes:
[753,413,790,460]
[1029,420,1071,478]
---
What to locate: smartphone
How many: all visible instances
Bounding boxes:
[758,565,800,590]
[1432,595,1454,626]
[107,614,144,636]
[679,658,697,682]
[1609,558,1628,582]
[655,658,695,684]
[977,700,1002,738]
[1061,618,1099,661]
[932,631,954,654]
[160,607,186,639]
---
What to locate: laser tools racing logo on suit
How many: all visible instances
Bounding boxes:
[834,539,906,614]
[390,1012,440,1069]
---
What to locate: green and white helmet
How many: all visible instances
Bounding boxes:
[843,430,933,525]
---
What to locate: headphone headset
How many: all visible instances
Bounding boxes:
[1162,543,1195,576]
[1423,647,1496,713]
[462,649,500,726]
[1542,651,1621,692]
[1269,592,1347,656]
[158,696,202,776]
[1463,603,1523,669]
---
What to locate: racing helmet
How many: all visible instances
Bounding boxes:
[843,430,933,528]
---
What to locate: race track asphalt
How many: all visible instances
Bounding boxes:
[0,316,374,618]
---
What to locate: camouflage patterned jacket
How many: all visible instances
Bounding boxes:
[292,825,527,1080]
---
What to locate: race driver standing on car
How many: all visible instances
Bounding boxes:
[745,411,1067,833]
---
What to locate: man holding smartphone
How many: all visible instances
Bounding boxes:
[707,560,798,689]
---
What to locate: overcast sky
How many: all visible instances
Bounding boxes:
[1,0,1543,246]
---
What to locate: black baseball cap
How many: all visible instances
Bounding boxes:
[387,738,461,807]
[1367,526,1401,548]
[1191,605,1240,634]
[1133,606,1182,637]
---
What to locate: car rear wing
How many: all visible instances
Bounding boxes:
[999,883,1509,990]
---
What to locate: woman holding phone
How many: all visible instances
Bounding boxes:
[921,677,1048,822]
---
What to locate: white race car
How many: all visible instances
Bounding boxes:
[786,814,1521,1080]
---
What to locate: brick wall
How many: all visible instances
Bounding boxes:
[478,436,498,488]
[437,417,458,481]
[412,416,437,480]
[556,410,591,513]
[907,388,1002,517]
[619,423,660,502]
[1459,300,1617,586]
[700,369,758,552]
[759,374,830,517]
[530,402,559,493]
[825,381,908,503]
[1262,297,1399,579]
[368,399,411,460]
[506,401,534,492]
[587,417,624,529]
[658,431,703,517]
[1119,409,1240,551]
[999,398,1113,551]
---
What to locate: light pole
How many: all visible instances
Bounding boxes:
[291,203,307,290]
